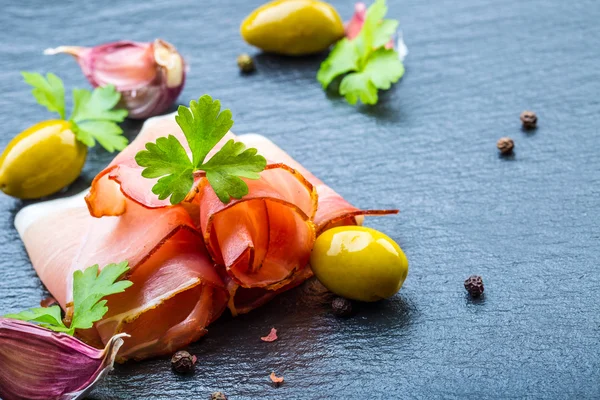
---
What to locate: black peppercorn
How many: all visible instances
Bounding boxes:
[332,297,353,317]
[464,275,484,297]
[520,110,537,129]
[237,53,255,73]
[497,137,514,155]
[210,392,228,400]
[171,350,196,374]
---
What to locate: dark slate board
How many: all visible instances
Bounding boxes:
[1,0,599,398]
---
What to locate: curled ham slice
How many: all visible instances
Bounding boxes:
[98,226,227,360]
[15,193,227,361]
[238,134,398,233]
[85,117,193,216]
[86,115,396,233]
[86,116,319,315]
[198,165,316,290]
[221,134,397,314]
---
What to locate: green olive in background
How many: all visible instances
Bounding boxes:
[241,0,345,56]
[0,120,87,199]
[311,226,409,302]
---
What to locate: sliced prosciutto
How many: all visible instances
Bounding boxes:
[85,114,395,231]
[85,115,319,315]
[237,134,399,233]
[221,134,398,313]
[15,113,397,359]
[197,166,316,290]
[15,193,227,361]
[85,116,192,217]
[84,114,396,314]
[85,114,395,315]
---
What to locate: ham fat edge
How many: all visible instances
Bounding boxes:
[15,114,397,361]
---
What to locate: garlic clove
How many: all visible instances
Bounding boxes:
[154,39,184,88]
[345,2,367,40]
[0,318,127,400]
[345,2,407,57]
[44,39,186,120]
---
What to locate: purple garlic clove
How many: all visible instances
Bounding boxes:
[45,39,186,119]
[345,2,408,60]
[0,318,127,400]
[345,2,368,41]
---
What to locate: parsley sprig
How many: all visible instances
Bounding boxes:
[317,0,405,105]
[4,261,132,335]
[135,95,267,205]
[22,72,128,152]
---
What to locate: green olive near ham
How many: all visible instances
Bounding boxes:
[0,72,130,200]
[0,120,87,199]
[241,0,345,56]
[310,226,409,302]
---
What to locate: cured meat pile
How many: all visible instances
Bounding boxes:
[16,115,396,361]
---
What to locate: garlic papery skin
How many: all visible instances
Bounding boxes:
[396,31,408,62]
[44,39,185,119]
[0,318,127,400]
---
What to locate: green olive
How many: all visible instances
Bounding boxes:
[0,120,87,199]
[311,226,409,302]
[241,0,345,56]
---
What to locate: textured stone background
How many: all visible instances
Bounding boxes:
[0,0,599,398]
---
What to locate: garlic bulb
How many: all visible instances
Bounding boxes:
[0,318,127,400]
[45,39,185,119]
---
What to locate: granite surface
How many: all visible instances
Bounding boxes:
[0,0,599,398]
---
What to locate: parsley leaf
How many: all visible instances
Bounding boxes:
[70,86,129,152]
[135,133,195,204]
[22,72,66,119]
[4,305,70,333]
[135,95,267,205]
[353,0,387,60]
[340,48,405,105]
[4,262,132,335]
[136,133,195,205]
[339,72,379,105]
[202,140,266,203]
[373,20,399,48]
[317,0,405,105]
[21,72,129,152]
[71,120,128,153]
[136,135,192,179]
[70,86,128,123]
[152,169,195,205]
[175,97,234,168]
[316,39,359,89]
[70,261,132,332]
